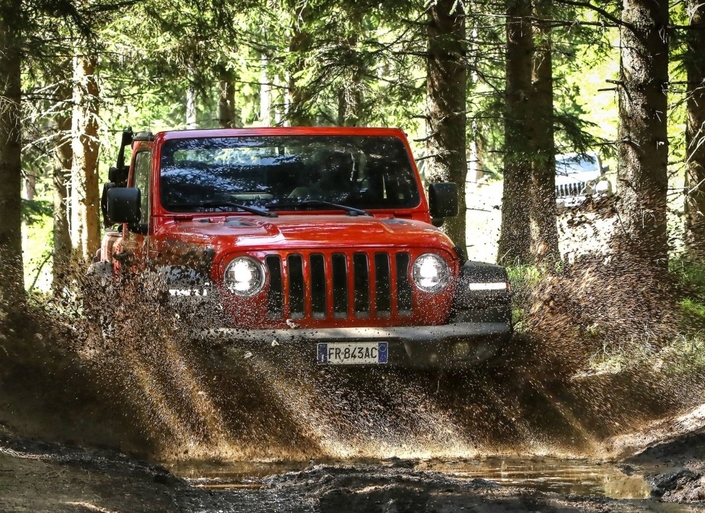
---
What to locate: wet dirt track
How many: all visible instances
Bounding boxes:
[1,441,703,513]
[3,334,705,512]
[2,285,705,513]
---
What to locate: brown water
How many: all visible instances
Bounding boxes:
[169,456,653,499]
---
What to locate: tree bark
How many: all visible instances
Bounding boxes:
[616,0,669,268]
[53,86,73,291]
[468,20,485,183]
[186,87,197,128]
[218,73,236,128]
[71,54,101,262]
[337,79,363,127]
[337,6,364,127]
[0,0,24,305]
[287,0,314,126]
[684,1,705,260]
[425,0,467,252]
[529,0,560,264]
[497,0,533,265]
[259,54,272,126]
[24,174,36,200]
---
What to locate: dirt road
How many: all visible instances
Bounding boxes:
[1,287,704,512]
[1,430,704,513]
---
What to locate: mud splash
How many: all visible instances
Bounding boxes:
[2,262,705,510]
[39,265,705,464]
[2,262,703,468]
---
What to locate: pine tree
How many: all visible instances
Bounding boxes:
[529,0,559,264]
[497,0,533,265]
[0,0,24,305]
[616,0,670,268]
[424,0,468,251]
[684,1,705,259]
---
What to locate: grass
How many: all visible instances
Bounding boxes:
[671,258,705,327]
[506,265,544,330]
[23,217,53,291]
[506,258,705,377]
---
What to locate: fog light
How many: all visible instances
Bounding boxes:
[595,180,611,194]
[453,342,470,359]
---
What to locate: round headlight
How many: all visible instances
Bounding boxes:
[224,256,266,296]
[412,253,451,293]
[595,179,612,194]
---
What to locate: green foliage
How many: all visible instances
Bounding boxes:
[506,265,544,329]
[671,259,705,328]
[20,198,52,225]
[681,298,705,324]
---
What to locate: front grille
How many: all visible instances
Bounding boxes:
[265,250,413,321]
[555,181,586,198]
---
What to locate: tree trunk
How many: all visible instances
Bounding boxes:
[529,0,559,264]
[259,54,272,126]
[71,54,101,263]
[287,0,314,126]
[468,122,484,182]
[337,6,364,127]
[53,89,73,291]
[272,74,284,125]
[24,174,36,200]
[425,0,467,252]
[186,86,197,128]
[616,0,669,268]
[497,0,533,265]
[467,20,484,184]
[0,0,24,305]
[684,1,705,260]
[218,73,236,128]
[337,83,363,127]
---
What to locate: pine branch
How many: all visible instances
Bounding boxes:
[554,0,629,29]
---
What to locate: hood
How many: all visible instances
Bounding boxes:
[555,152,602,186]
[555,169,601,186]
[154,214,456,256]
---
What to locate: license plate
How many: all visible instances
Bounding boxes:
[317,342,388,365]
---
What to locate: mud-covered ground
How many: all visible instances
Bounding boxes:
[2,200,705,511]
[1,326,705,512]
[1,420,704,512]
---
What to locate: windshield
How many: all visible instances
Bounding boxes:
[555,154,599,174]
[159,135,420,213]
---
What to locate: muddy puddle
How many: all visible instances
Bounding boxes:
[169,456,652,498]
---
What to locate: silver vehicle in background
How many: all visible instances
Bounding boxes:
[555,151,612,208]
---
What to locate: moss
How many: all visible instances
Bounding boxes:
[681,298,705,323]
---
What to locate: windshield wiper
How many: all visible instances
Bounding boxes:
[168,201,277,217]
[266,199,371,217]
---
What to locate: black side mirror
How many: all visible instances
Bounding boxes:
[428,182,458,219]
[108,165,129,186]
[107,187,140,225]
[101,182,116,227]
[108,127,134,186]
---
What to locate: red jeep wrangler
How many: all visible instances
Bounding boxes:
[98,127,511,367]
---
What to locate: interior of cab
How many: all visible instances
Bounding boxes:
[158,135,420,212]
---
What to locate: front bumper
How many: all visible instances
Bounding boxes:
[194,321,512,368]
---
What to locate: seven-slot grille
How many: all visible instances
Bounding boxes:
[555,181,587,198]
[264,251,414,321]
